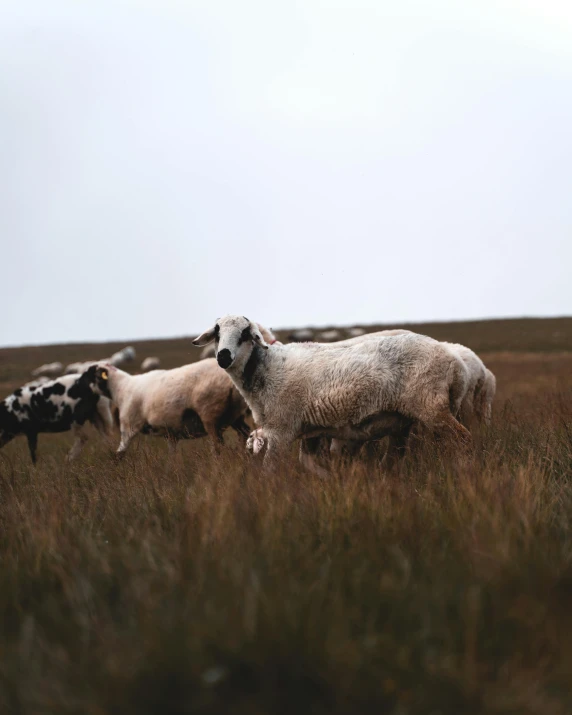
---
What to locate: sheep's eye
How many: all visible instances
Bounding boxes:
[240,328,251,342]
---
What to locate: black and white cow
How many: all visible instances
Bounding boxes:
[0,365,113,463]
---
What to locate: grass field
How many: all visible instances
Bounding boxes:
[1,317,572,714]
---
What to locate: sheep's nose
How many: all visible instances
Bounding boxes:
[217,349,233,369]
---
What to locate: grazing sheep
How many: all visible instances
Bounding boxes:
[31,361,63,378]
[90,360,250,456]
[65,360,99,375]
[0,366,113,463]
[199,324,280,360]
[440,343,488,426]
[287,328,314,343]
[318,329,342,342]
[193,316,471,473]
[109,346,136,366]
[347,327,366,338]
[141,356,161,372]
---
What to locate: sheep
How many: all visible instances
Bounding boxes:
[0,366,113,463]
[247,330,495,466]
[440,343,488,426]
[90,359,250,456]
[193,315,471,474]
[31,361,63,378]
[287,328,314,343]
[347,327,366,338]
[65,360,99,375]
[199,324,280,360]
[141,356,161,372]
[109,346,136,366]
[318,329,342,342]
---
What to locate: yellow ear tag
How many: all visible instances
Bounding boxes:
[101,370,108,380]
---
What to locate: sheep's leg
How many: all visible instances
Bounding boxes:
[203,421,224,454]
[330,438,362,457]
[262,430,293,474]
[299,438,330,479]
[431,412,472,453]
[166,435,179,455]
[116,425,136,457]
[67,424,89,461]
[382,425,412,472]
[231,416,251,442]
[93,403,114,438]
[26,432,38,465]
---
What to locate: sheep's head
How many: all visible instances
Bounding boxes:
[193,315,269,371]
[89,364,113,398]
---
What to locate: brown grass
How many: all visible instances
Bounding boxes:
[0,318,572,714]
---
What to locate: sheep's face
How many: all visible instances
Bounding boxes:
[193,315,268,371]
[91,365,113,398]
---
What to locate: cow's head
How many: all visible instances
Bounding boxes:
[193,315,269,371]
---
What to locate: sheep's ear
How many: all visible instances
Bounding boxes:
[193,326,216,347]
[251,325,269,350]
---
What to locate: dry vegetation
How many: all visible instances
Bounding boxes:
[1,318,572,714]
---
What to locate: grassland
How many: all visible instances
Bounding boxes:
[1,317,572,714]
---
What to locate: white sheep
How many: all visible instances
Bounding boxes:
[193,316,471,473]
[64,360,99,375]
[90,360,250,455]
[141,356,161,372]
[347,327,367,338]
[334,330,494,426]
[109,346,136,366]
[246,329,497,465]
[287,328,314,343]
[318,329,343,342]
[31,362,63,378]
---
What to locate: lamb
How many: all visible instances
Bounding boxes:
[90,360,250,455]
[31,361,63,378]
[0,366,113,463]
[199,324,280,360]
[193,315,471,473]
[141,356,161,372]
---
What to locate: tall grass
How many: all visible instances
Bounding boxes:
[0,388,571,714]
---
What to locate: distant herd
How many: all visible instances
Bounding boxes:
[0,318,495,473]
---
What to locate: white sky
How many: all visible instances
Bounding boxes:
[1,0,571,346]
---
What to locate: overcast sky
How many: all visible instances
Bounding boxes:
[1,0,571,347]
